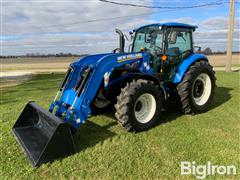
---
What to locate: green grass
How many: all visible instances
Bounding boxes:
[0,72,239,179]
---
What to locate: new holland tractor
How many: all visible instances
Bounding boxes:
[12,22,216,166]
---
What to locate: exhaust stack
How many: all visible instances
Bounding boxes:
[115,29,125,53]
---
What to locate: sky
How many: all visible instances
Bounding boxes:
[1,0,240,56]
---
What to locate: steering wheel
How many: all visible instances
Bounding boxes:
[154,46,162,52]
[112,48,121,53]
[153,46,162,56]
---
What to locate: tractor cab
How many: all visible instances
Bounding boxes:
[132,23,196,74]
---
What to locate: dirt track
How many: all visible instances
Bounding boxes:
[0,55,239,89]
[207,54,240,66]
[1,55,239,76]
[1,57,75,72]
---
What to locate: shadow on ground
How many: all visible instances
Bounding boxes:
[73,86,233,152]
[211,86,232,110]
[74,120,117,152]
[158,86,233,124]
[10,85,232,166]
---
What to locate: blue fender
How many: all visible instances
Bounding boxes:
[172,53,208,84]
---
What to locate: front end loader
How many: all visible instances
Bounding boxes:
[12,23,216,167]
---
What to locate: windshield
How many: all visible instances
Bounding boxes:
[133,26,163,54]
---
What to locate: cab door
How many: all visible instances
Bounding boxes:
[165,27,193,65]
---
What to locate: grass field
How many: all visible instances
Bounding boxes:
[0,72,239,179]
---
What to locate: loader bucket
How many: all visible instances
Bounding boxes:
[12,102,76,167]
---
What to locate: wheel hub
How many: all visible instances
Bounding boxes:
[193,80,204,98]
[94,89,110,108]
[134,93,156,123]
[192,73,212,106]
[135,101,143,112]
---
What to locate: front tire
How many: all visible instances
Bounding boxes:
[91,89,112,115]
[115,79,164,132]
[177,60,216,114]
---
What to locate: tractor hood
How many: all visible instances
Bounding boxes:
[70,52,147,70]
[70,53,111,68]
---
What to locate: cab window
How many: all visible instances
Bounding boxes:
[133,26,163,54]
[166,28,192,53]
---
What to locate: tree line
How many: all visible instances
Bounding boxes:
[0,52,87,58]
[196,47,240,55]
[1,49,239,58]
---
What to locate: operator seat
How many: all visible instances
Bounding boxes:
[165,47,180,61]
[151,47,180,73]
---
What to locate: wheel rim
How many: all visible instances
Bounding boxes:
[192,73,212,106]
[134,93,156,123]
[94,90,110,108]
[94,98,110,108]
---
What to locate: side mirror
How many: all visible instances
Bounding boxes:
[194,46,201,52]
[169,31,177,44]
[129,31,134,41]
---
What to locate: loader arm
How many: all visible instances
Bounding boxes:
[51,52,152,128]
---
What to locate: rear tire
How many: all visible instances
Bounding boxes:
[115,79,164,132]
[177,60,216,114]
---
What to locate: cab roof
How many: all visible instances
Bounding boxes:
[133,22,198,32]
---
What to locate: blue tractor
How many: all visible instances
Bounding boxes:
[12,22,216,166]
